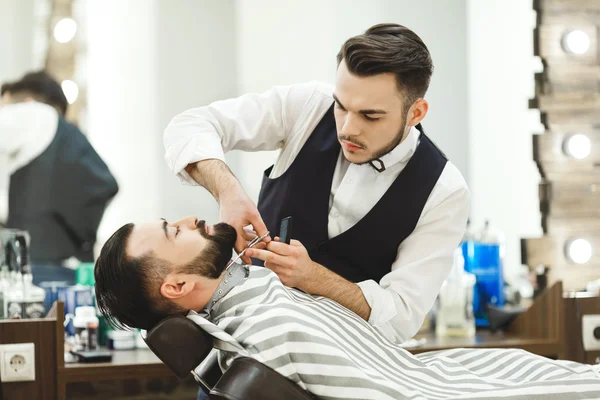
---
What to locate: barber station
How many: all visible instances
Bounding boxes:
[3,0,600,399]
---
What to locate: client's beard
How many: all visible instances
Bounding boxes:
[175,220,237,279]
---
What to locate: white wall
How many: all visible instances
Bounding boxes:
[467,0,543,281]
[233,0,338,202]
[234,0,469,203]
[87,0,238,247]
[86,0,161,242]
[0,0,35,81]
[383,0,469,181]
[156,0,238,224]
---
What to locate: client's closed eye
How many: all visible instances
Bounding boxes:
[175,226,180,237]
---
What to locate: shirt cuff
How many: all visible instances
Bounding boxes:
[164,138,226,186]
[357,279,398,327]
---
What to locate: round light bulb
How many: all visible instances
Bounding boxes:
[562,30,590,55]
[563,133,592,160]
[53,18,77,43]
[565,238,593,265]
[61,80,79,104]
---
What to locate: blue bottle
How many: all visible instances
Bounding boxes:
[463,220,505,327]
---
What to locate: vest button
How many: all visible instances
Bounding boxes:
[318,244,327,254]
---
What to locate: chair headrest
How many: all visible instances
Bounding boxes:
[144,314,214,379]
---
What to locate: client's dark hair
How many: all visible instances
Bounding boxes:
[1,70,68,115]
[94,224,186,331]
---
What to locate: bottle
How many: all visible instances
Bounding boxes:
[436,248,476,337]
[73,306,99,351]
[462,218,474,242]
[470,220,506,326]
[15,232,46,319]
[1,267,20,319]
[76,261,109,345]
[0,236,8,319]
[76,262,95,286]
[107,330,136,350]
[461,218,475,273]
[21,271,46,319]
[1,232,26,319]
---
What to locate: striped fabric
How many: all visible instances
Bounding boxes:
[188,266,600,399]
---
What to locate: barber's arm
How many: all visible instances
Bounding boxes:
[248,178,470,343]
[163,81,329,260]
[163,81,326,185]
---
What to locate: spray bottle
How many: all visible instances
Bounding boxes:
[436,247,476,337]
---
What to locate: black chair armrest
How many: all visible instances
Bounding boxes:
[144,315,214,379]
[196,349,223,389]
[209,357,315,400]
[145,316,314,399]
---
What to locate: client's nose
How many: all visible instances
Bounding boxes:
[173,216,199,230]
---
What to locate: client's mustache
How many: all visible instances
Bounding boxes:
[195,220,237,243]
[196,220,208,236]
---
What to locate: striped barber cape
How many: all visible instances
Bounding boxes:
[187,266,600,400]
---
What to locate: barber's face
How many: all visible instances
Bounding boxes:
[334,60,412,165]
[127,216,236,275]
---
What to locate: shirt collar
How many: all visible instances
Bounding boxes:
[371,125,421,172]
[200,262,249,319]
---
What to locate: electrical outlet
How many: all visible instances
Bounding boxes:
[582,315,600,351]
[0,343,35,382]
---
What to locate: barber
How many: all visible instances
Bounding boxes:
[163,23,469,343]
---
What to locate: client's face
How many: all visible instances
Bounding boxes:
[127,216,236,276]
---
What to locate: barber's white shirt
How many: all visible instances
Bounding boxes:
[163,81,470,343]
[0,102,58,223]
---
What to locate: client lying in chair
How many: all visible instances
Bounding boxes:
[94,216,600,400]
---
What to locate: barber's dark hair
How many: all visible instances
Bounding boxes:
[1,70,68,116]
[337,23,433,110]
[94,224,186,331]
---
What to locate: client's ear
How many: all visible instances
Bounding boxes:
[160,274,195,300]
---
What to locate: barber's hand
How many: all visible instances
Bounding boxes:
[219,184,270,264]
[245,238,319,290]
[242,228,268,250]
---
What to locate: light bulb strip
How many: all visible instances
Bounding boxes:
[563,133,592,160]
[565,238,593,265]
[561,29,591,55]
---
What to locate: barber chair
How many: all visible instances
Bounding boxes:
[144,315,315,399]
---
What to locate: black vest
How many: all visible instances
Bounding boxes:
[257,105,447,283]
[7,118,118,263]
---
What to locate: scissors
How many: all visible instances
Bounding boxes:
[225,230,270,270]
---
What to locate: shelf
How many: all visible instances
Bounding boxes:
[61,348,173,383]
[408,330,559,357]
